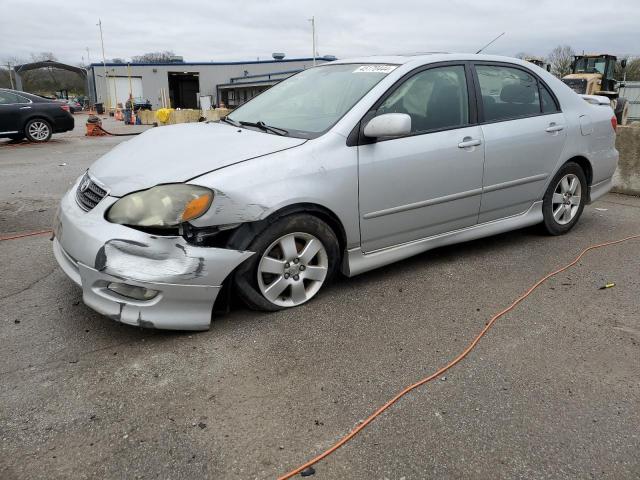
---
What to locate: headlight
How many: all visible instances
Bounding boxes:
[107,184,213,227]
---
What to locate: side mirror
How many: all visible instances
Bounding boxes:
[363,113,411,138]
[621,59,627,69]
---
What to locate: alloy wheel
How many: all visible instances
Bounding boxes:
[551,173,581,225]
[257,232,328,307]
[28,121,50,141]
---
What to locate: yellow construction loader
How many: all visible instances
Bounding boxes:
[562,54,629,125]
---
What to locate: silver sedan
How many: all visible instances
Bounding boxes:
[53,54,618,330]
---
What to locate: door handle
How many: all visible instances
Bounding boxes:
[458,137,482,148]
[545,123,564,133]
[20,106,32,109]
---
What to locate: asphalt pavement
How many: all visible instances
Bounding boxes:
[1,117,639,479]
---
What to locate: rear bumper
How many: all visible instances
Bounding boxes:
[53,177,254,330]
[53,113,74,133]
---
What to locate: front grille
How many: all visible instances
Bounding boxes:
[76,174,107,211]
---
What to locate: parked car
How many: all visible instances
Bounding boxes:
[53,54,618,330]
[66,99,83,113]
[0,88,74,142]
[132,97,152,111]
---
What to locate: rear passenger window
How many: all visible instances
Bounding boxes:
[0,92,26,104]
[476,65,540,122]
[377,65,469,133]
[540,83,559,113]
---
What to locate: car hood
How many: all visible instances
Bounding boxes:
[89,122,306,196]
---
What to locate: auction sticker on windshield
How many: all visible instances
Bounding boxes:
[353,65,397,73]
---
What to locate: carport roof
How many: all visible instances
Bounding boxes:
[14,60,87,77]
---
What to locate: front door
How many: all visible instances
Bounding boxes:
[473,63,568,222]
[358,64,485,252]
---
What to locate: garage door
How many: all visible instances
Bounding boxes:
[107,77,144,108]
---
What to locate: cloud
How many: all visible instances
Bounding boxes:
[1,0,639,64]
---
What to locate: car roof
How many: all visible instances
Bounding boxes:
[0,88,55,102]
[329,53,531,68]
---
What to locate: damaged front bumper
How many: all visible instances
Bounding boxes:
[52,180,254,330]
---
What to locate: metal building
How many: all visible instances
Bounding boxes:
[87,56,333,110]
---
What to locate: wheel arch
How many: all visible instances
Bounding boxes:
[226,202,348,254]
[565,155,593,195]
[22,114,54,132]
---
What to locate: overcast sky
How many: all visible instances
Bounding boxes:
[1,0,639,65]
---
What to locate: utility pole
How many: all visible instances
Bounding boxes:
[309,16,316,66]
[86,47,91,65]
[97,19,110,109]
[7,62,15,89]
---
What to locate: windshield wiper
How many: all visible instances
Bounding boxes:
[219,116,241,127]
[239,120,288,136]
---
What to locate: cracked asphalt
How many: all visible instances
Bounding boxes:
[1,117,639,479]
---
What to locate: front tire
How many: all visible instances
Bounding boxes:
[25,119,52,142]
[541,162,587,235]
[234,214,340,311]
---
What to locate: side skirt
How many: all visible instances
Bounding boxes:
[587,178,612,204]
[343,201,543,277]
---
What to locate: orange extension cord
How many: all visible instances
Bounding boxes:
[278,232,640,479]
[0,229,52,242]
[3,229,639,479]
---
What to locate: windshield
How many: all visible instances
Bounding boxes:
[227,63,397,138]
[574,57,606,74]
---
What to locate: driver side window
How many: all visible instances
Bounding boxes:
[376,65,469,134]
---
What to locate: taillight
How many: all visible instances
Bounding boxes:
[60,104,70,112]
[611,115,617,131]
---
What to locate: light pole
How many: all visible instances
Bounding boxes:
[97,19,110,110]
[308,16,316,66]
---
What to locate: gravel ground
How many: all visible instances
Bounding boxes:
[1,120,639,479]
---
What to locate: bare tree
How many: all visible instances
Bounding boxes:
[0,67,12,88]
[547,45,575,78]
[131,51,176,63]
[515,52,533,60]
[29,52,58,63]
[615,56,640,81]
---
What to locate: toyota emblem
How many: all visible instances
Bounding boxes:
[79,176,91,192]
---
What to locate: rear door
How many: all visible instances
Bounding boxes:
[472,63,567,222]
[358,63,485,252]
[0,91,28,134]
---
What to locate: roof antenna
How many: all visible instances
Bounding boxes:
[475,32,506,54]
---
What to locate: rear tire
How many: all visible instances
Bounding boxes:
[25,119,52,142]
[234,214,340,311]
[541,162,587,236]
[615,98,629,126]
